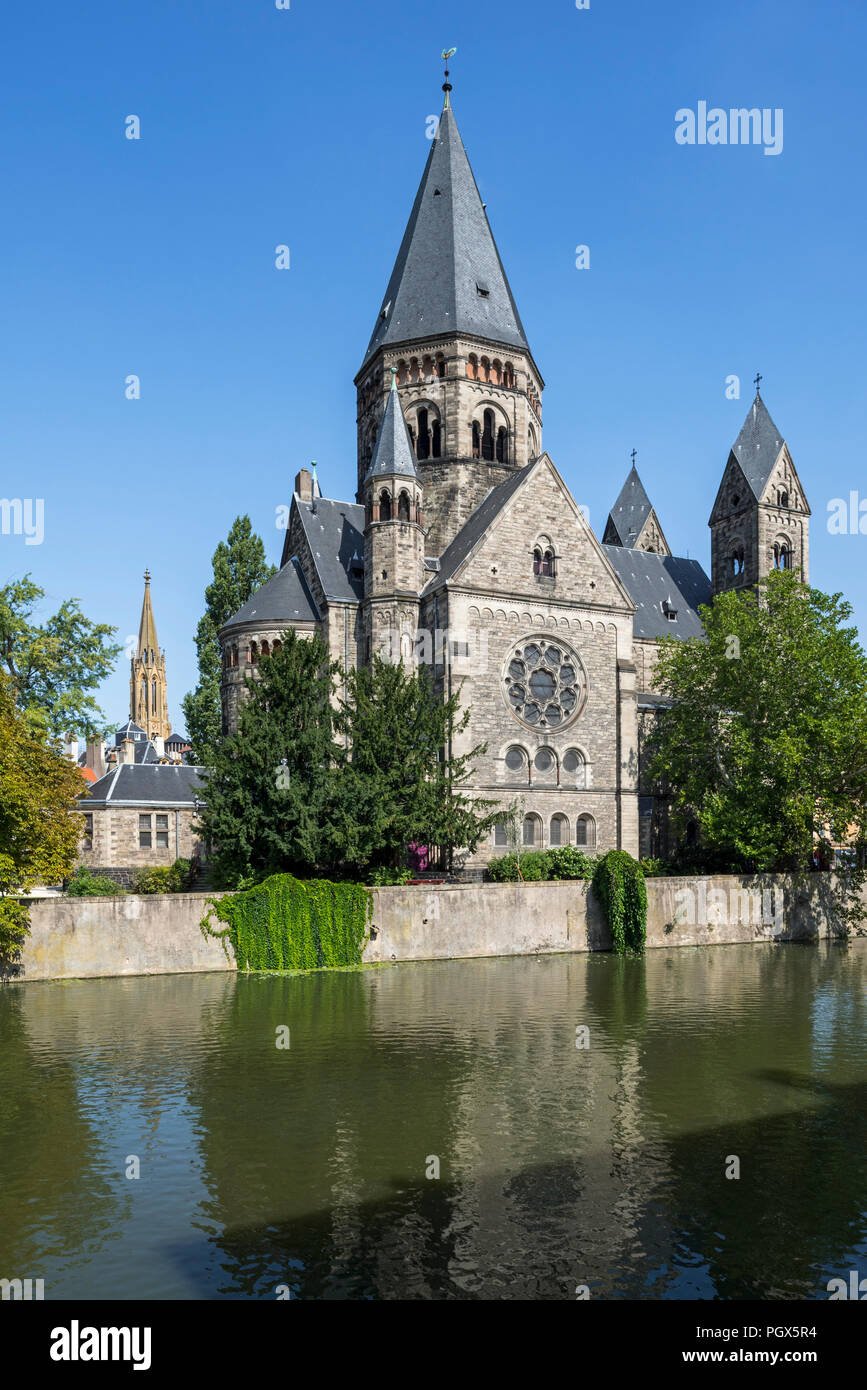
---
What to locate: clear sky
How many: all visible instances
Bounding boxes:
[2,0,865,733]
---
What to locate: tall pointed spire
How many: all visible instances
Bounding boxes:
[137,569,159,658]
[730,390,785,499]
[361,89,529,365]
[130,570,171,740]
[603,464,671,556]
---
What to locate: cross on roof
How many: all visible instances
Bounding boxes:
[630,449,638,466]
[754,372,763,394]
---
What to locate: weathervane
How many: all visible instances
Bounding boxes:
[442,47,456,100]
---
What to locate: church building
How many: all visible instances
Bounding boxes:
[219,77,811,868]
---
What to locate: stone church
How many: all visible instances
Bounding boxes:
[220,81,811,867]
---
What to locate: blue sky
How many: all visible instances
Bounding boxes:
[2,0,865,732]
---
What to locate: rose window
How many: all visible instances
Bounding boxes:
[503,637,584,729]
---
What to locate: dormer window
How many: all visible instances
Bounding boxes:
[476,281,490,298]
[662,600,678,621]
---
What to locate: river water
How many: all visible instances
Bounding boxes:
[1,940,865,1300]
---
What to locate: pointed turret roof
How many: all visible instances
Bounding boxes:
[137,570,159,656]
[365,373,419,482]
[361,94,529,366]
[730,392,785,499]
[604,466,654,547]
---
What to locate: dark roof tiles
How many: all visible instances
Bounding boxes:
[220,557,321,633]
[602,546,711,641]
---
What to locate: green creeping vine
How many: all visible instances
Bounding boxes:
[200,874,372,971]
[592,850,647,955]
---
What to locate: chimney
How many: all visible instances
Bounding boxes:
[153,735,165,759]
[120,738,136,765]
[62,733,79,763]
[85,736,106,778]
[295,468,313,503]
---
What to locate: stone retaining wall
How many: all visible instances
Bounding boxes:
[2,875,857,983]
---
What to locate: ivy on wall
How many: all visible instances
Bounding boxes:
[592,850,647,955]
[201,873,372,972]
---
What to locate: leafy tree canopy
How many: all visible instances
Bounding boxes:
[182,516,276,766]
[0,576,121,738]
[647,571,867,877]
[0,673,85,947]
[198,630,341,885]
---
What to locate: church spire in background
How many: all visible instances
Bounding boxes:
[130,570,171,741]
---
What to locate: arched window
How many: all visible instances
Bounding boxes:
[398,490,411,521]
[575,814,596,848]
[496,426,507,463]
[141,677,146,705]
[779,490,789,508]
[533,543,554,577]
[731,547,745,577]
[528,428,538,460]
[494,820,509,846]
[231,644,238,668]
[467,354,478,380]
[436,354,446,379]
[479,356,490,383]
[523,813,542,847]
[409,357,420,382]
[482,409,495,461]
[550,814,569,846]
[422,355,433,380]
[432,420,441,458]
[379,490,392,522]
[250,641,259,665]
[417,408,430,460]
[563,749,586,788]
[504,746,529,781]
[152,679,157,708]
[261,640,270,657]
[491,359,502,385]
[472,421,481,458]
[272,640,281,655]
[773,541,791,570]
[503,362,515,389]
[396,360,406,385]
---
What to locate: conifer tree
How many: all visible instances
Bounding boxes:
[182,517,276,765]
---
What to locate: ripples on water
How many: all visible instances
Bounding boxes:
[0,941,865,1300]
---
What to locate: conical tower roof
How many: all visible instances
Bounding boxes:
[605,465,654,547]
[365,373,419,483]
[730,392,786,499]
[361,94,529,366]
[137,569,159,656]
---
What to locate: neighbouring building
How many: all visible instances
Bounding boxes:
[75,572,207,881]
[217,77,811,870]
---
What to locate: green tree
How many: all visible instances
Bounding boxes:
[329,656,497,872]
[647,571,867,880]
[198,631,340,885]
[0,674,85,952]
[182,516,276,765]
[0,576,121,737]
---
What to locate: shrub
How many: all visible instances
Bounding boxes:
[66,866,125,897]
[639,857,671,878]
[592,850,647,954]
[487,853,520,882]
[545,847,595,880]
[0,896,31,957]
[368,866,413,886]
[133,859,191,895]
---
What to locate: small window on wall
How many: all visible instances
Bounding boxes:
[550,814,569,846]
[523,814,542,846]
[494,820,509,847]
[575,814,596,848]
[505,746,528,778]
[139,814,152,849]
[534,748,556,776]
[156,813,169,849]
[562,749,586,788]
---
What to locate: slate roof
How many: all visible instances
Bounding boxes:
[221,556,321,634]
[165,732,190,747]
[602,547,711,641]
[293,498,366,603]
[114,720,147,744]
[81,763,207,808]
[604,465,654,547]
[424,462,535,591]
[365,379,419,482]
[361,100,530,366]
[731,393,785,498]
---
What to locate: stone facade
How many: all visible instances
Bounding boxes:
[77,804,204,875]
